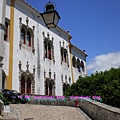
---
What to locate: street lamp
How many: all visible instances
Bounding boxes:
[41,1,60,28]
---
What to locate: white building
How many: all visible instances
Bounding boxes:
[0,0,87,96]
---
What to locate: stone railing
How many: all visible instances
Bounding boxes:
[79,99,120,120]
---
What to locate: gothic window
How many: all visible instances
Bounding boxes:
[21,28,25,44]
[27,78,31,94]
[4,22,9,41]
[77,59,81,72]
[20,25,34,48]
[61,48,68,63]
[61,49,63,61]
[72,56,76,67]
[45,79,55,95]
[64,52,66,62]
[45,82,48,95]
[81,61,85,71]
[49,83,52,95]
[44,41,47,58]
[44,40,53,60]
[21,76,32,94]
[63,83,69,95]
[48,43,51,60]
[26,31,31,46]
[21,77,25,94]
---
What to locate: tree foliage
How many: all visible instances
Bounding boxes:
[66,68,120,108]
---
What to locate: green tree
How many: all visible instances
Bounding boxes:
[65,68,120,108]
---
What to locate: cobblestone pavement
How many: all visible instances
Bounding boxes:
[3,104,90,120]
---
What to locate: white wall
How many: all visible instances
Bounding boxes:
[3,0,87,95]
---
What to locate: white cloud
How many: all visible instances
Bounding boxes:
[87,52,120,74]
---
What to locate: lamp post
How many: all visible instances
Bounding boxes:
[41,1,60,28]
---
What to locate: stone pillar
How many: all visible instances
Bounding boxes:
[48,86,49,95]
[52,85,55,96]
[0,0,6,89]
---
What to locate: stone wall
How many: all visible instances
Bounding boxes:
[79,99,120,120]
[27,96,77,107]
[26,95,120,120]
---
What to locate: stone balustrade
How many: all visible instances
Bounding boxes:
[79,99,120,120]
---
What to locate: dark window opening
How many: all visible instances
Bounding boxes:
[26,31,31,46]
[48,43,51,60]
[21,28,25,44]
[4,22,8,41]
[21,77,25,94]
[64,52,66,63]
[44,41,47,58]
[27,78,31,94]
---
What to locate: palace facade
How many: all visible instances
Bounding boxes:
[0,0,87,95]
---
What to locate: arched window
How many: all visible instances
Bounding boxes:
[21,28,25,44]
[27,78,31,94]
[48,43,51,60]
[77,59,81,72]
[21,77,25,94]
[63,83,69,95]
[72,56,76,67]
[61,48,67,63]
[81,61,85,71]
[26,31,31,46]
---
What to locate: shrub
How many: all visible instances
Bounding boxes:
[0,92,10,105]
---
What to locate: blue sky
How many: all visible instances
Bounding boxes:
[26,0,120,75]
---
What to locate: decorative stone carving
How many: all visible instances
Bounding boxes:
[59,41,61,47]
[47,32,50,40]
[63,41,64,48]
[19,17,22,24]
[26,61,29,72]
[19,17,35,52]
[26,17,29,26]
[19,41,22,49]
[43,32,55,62]
[32,46,35,54]
[33,65,35,76]
[49,69,51,79]
[54,72,56,81]
[0,56,4,67]
[61,74,63,82]
[44,69,46,78]
[18,61,22,70]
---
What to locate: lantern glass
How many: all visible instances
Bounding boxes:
[54,12,59,26]
[41,1,61,28]
[42,9,60,28]
[42,12,54,24]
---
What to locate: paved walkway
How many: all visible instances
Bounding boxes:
[3,104,90,120]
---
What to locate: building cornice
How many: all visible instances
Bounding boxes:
[69,43,88,57]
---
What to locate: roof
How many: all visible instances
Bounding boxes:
[20,0,72,38]
[21,0,41,14]
[20,0,86,55]
[70,43,88,57]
